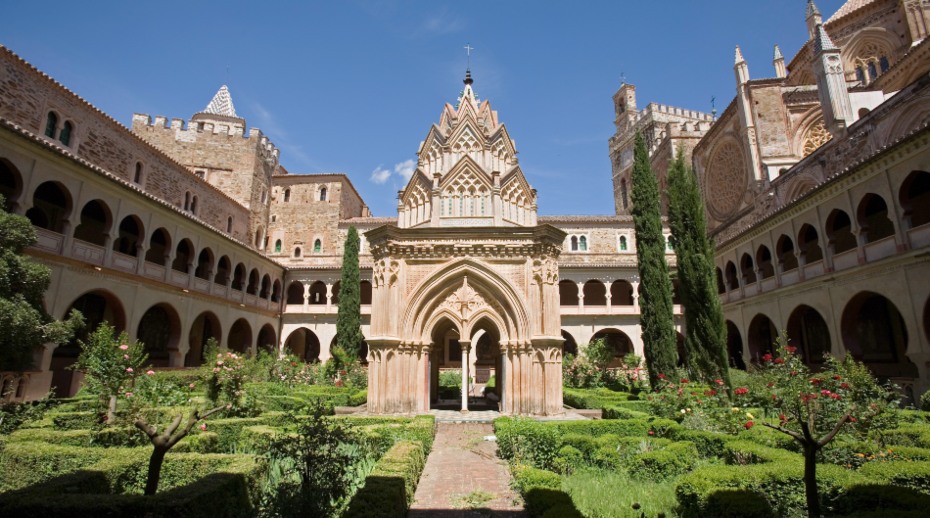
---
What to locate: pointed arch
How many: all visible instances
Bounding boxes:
[403,258,529,344]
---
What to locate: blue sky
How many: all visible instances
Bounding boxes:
[3,1,846,217]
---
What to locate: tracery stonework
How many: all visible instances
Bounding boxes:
[706,140,747,220]
[802,120,833,157]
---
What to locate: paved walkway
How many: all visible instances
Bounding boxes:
[408,423,525,518]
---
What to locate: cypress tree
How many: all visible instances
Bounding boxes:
[336,226,364,361]
[667,147,732,388]
[630,133,678,388]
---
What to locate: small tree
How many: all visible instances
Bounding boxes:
[666,147,731,388]
[754,334,896,517]
[335,226,364,363]
[0,195,83,376]
[630,132,678,388]
[133,404,226,495]
[71,322,147,423]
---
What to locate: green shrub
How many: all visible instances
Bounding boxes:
[494,417,560,469]
[675,462,866,517]
[873,424,930,449]
[624,441,698,480]
[859,460,930,494]
[6,428,92,447]
[510,465,582,517]
[343,441,426,517]
[830,483,930,516]
[173,431,219,453]
[50,411,97,430]
[668,428,730,458]
[552,445,584,474]
[92,425,150,447]
[602,405,649,419]
[721,440,800,465]
[700,489,775,517]
[0,441,108,492]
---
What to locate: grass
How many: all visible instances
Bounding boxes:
[452,489,496,509]
[562,469,679,518]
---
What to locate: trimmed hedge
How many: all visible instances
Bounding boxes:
[510,464,583,518]
[858,460,930,494]
[874,424,930,449]
[602,405,649,420]
[563,388,636,410]
[625,440,699,480]
[721,440,800,465]
[343,441,427,517]
[675,462,867,517]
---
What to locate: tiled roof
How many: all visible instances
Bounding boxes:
[203,85,238,118]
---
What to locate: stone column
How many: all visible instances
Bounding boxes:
[460,340,471,412]
[135,244,148,275]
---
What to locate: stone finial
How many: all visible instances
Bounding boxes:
[773,44,786,78]
[735,45,745,64]
[815,24,837,53]
[806,0,820,18]
[204,85,238,118]
[806,0,824,40]
[773,44,783,61]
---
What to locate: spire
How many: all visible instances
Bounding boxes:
[806,0,823,39]
[735,45,745,64]
[203,85,238,118]
[814,24,837,53]
[773,44,786,79]
[734,45,749,85]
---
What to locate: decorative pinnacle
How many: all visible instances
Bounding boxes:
[815,24,837,53]
[204,85,237,118]
[464,69,473,85]
[463,43,474,85]
[806,0,821,18]
[773,44,783,61]
[735,45,745,64]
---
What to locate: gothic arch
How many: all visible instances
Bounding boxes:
[403,258,529,345]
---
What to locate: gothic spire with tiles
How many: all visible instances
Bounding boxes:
[396,70,537,229]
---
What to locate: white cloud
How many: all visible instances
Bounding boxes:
[394,159,416,182]
[370,165,392,184]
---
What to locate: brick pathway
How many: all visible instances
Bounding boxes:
[408,422,525,518]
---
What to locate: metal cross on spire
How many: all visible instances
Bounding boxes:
[464,43,474,70]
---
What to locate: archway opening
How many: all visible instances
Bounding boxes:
[726,320,746,370]
[0,159,23,211]
[194,248,214,280]
[786,305,831,366]
[186,311,221,367]
[841,292,917,380]
[747,314,777,362]
[27,181,71,233]
[145,228,170,266]
[137,303,181,367]
[826,209,857,254]
[232,263,246,291]
[857,193,895,243]
[308,281,327,304]
[559,280,579,305]
[113,215,143,256]
[610,280,634,306]
[798,224,823,264]
[53,291,126,397]
[285,328,321,362]
[172,239,193,273]
[73,199,111,246]
[583,280,607,305]
[725,261,739,290]
[740,253,756,285]
[258,324,277,355]
[756,245,775,279]
[246,269,259,295]
[360,280,373,305]
[591,328,633,368]
[228,319,253,354]
[901,171,930,228]
[561,330,578,357]
[776,235,798,271]
[287,281,305,304]
[215,256,231,285]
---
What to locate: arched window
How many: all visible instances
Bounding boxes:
[777,235,798,271]
[45,112,58,138]
[275,239,282,253]
[579,236,588,251]
[319,187,327,201]
[855,66,865,83]
[619,235,628,251]
[59,121,73,146]
[879,56,889,73]
[867,61,878,81]
[314,239,322,253]
[183,192,191,211]
[294,247,302,258]
[133,162,143,183]
[190,196,198,215]
[226,217,233,233]
[284,189,291,202]
[570,236,578,251]
[857,193,895,243]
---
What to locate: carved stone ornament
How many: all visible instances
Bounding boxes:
[706,140,748,220]
[439,276,495,320]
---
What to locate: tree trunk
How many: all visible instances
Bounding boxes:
[107,394,118,423]
[804,444,820,517]
[145,446,167,495]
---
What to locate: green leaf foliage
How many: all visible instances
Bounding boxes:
[666,146,731,387]
[0,197,83,371]
[630,132,677,387]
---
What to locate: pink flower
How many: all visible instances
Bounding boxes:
[648,430,655,436]
[125,392,134,398]
[830,393,842,400]
[734,387,749,396]
[715,379,724,386]
[213,367,220,373]
[189,383,196,389]
[119,344,129,351]
[199,423,207,431]
[821,390,832,396]
[123,354,130,360]
[146,370,155,376]
[126,367,133,373]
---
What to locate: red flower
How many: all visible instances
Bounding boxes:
[849,416,858,422]
[681,378,690,384]
[810,378,822,385]
[779,414,787,422]
[774,358,785,365]
[744,421,754,429]
[821,390,832,396]
[832,375,842,381]
[704,390,717,396]
[734,387,749,395]
[840,383,850,390]
[790,371,798,376]
[830,393,842,400]
[658,373,667,380]
[715,379,724,386]
[648,430,655,436]
[766,382,774,388]
[785,346,797,354]
[771,394,777,400]
[762,353,773,362]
